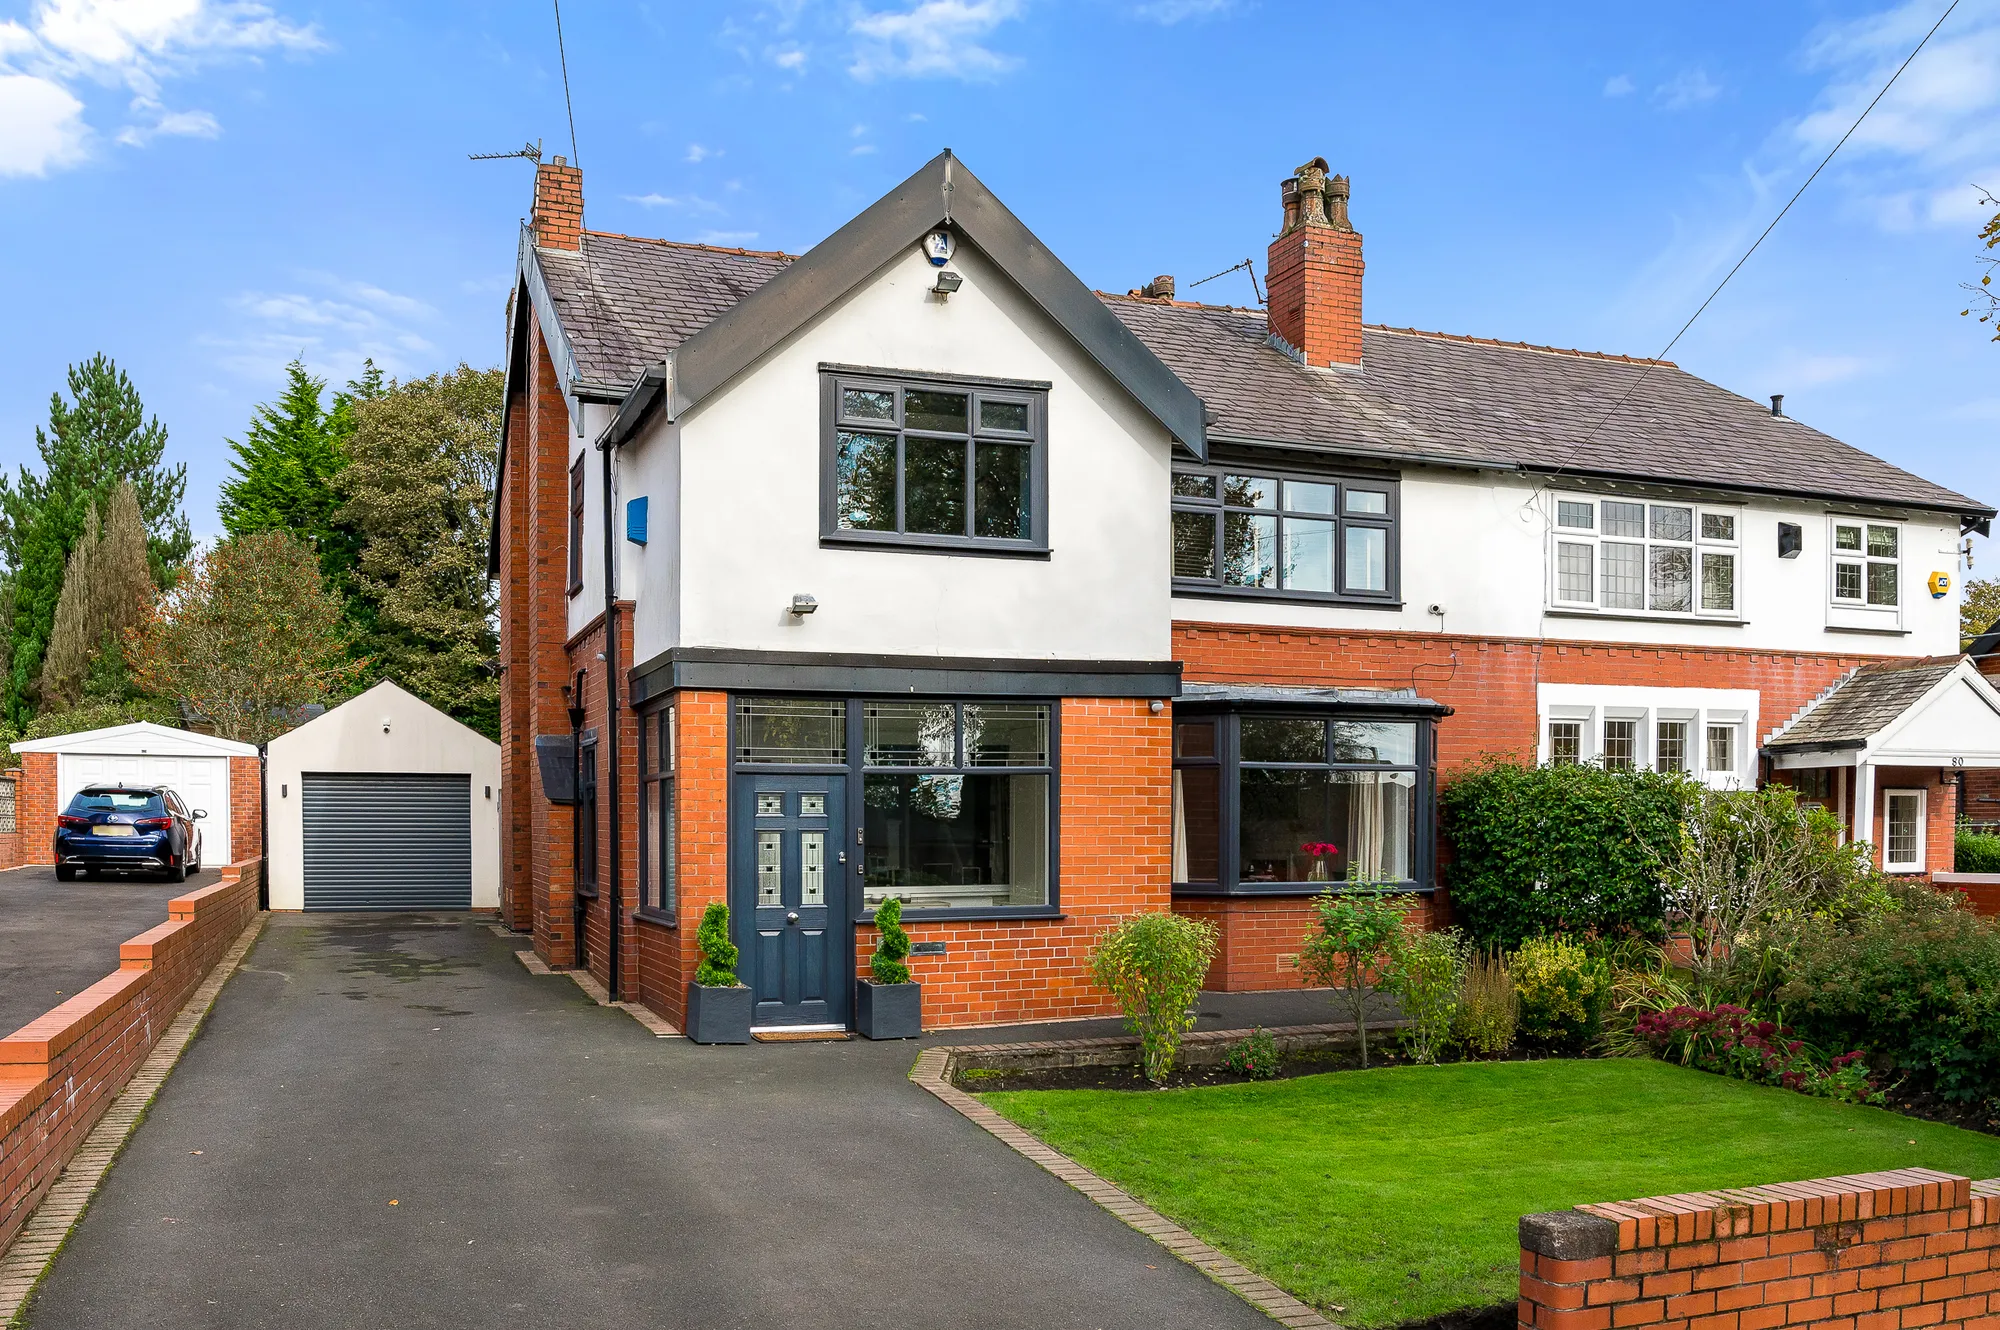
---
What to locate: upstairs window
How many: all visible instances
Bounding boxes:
[1549,495,1740,618]
[1172,466,1398,603]
[1829,518,1899,609]
[821,370,1048,554]
[567,456,586,595]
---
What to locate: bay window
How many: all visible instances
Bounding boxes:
[1550,494,1741,619]
[1172,466,1398,603]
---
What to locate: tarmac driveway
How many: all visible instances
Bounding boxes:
[22,915,1279,1329]
[0,864,223,1037]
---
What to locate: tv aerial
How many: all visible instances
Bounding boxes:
[469,139,543,164]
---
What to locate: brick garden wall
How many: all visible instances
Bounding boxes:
[1518,1168,2000,1330]
[227,755,261,866]
[17,753,54,866]
[1173,893,1439,992]
[0,770,22,871]
[0,859,262,1253]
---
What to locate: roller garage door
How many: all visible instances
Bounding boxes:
[302,773,473,911]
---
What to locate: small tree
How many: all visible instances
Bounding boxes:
[870,897,912,985]
[694,901,739,986]
[1385,927,1465,1064]
[128,531,363,745]
[1089,912,1218,1084]
[1296,886,1410,1067]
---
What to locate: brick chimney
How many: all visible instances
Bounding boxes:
[1265,157,1363,369]
[530,155,583,251]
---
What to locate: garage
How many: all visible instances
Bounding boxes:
[265,681,500,912]
[12,722,259,868]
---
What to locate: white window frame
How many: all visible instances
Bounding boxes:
[1827,516,1901,616]
[1537,687,1755,790]
[1882,788,1926,874]
[1549,494,1743,620]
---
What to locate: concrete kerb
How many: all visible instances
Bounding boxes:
[511,948,682,1038]
[909,1029,1357,1330]
[0,912,268,1327]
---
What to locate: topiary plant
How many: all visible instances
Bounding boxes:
[870,897,912,985]
[694,901,739,987]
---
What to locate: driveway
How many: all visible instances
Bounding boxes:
[23,915,1279,1329]
[0,865,223,1037]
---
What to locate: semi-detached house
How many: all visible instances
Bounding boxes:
[492,150,2000,1034]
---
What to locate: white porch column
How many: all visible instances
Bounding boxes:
[1852,760,1876,857]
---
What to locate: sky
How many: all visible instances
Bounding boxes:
[1,0,1996,559]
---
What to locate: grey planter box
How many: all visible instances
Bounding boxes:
[685,982,752,1045]
[855,980,922,1040]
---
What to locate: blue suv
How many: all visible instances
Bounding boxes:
[54,784,206,883]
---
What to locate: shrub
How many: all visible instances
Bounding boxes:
[694,901,739,987]
[1511,935,1611,1052]
[1779,897,2000,1103]
[1223,1027,1280,1080]
[1439,759,1694,948]
[1597,949,1698,1058]
[1960,830,2000,874]
[1090,912,1219,1084]
[1386,928,1464,1064]
[869,897,912,985]
[1634,1003,1882,1105]
[1453,948,1518,1057]
[1296,887,1411,1068]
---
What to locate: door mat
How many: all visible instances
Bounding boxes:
[752,1029,852,1043]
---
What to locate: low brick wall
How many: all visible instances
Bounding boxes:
[1520,1168,2000,1330]
[0,859,262,1253]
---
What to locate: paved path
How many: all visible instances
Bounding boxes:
[0,865,222,1037]
[23,915,1278,1329]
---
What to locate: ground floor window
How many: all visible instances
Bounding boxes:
[1883,788,1926,873]
[1538,686,1755,789]
[639,704,676,914]
[1172,698,1439,895]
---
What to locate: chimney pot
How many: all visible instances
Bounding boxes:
[1267,157,1363,368]
[1144,275,1175,300]
[1770,394,1784,417]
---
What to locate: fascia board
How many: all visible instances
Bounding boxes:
[12,722,259,758]
[668,151,1207,456]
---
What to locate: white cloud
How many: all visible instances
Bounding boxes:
[0,0,320,174]
[1131,0,1237,22]
[0,70,88,175]
[848,0,1023,81]
[623,192,722,212]
[685,142,717,162]
[1603,73,1634,97]
[205,274,434,381]
[1655,66,1721,110]
[1757,350,1881,389]
[1797,0,2000,172]
[851,143,877,155]
[771,45,806,69]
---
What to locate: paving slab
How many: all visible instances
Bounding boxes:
[0,865,223,1037]
[22,915,1276,1329]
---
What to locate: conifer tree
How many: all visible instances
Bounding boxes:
[39,482,155,711]
[0,356,191,725]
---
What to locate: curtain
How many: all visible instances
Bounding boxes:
[1171,769,1189,883]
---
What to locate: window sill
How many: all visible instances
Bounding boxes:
[1543,608,1745,626]
[851,905,1063,923]
[821,532,1050,561]
[1173,883,1435,898]
[633,906,677,928]
[1172,584,1402,609]
[1824,623,1910,637]
[567,583,584,599]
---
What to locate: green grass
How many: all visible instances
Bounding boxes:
[981,1059,2000,1329]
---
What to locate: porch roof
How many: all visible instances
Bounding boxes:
[1177,682,1453,717]
[1764,656,2000,767]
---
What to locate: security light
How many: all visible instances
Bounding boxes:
[790,594,819,617]
[1778,522,1803,559]
[933,270,963,296]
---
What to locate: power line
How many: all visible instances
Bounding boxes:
[1531,0,1960,498]
[552,0,576,165]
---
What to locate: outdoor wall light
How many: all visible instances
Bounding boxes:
[789,594,819,617]
[1149,699,1165,715]
[1778,522,1803,559]
[932,270,963,296]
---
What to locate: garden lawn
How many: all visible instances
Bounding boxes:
[981,1058,2000,1329]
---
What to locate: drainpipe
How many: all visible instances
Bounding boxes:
[258,743,268,910]
[599,427,623,1001]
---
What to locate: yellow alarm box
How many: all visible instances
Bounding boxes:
[1929,571,1952,599]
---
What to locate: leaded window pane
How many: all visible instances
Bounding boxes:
[1557,541,1593,601]
[1649,545,1693,612]
[1345,525,1387,593]
[964,703,1051,766]
[1867,561,1898,606]
[1656,721,1687,774]
[1706,724,1734,773]
[1172,511,1217,579]
[737,698,846,764]
[1602,541,1644,609]
[1603,501,1646,537]
[1240,717,1326,763]
[1603,719,1637,772]
[1549,721,1581,765]
[973,442,1030,540]
[835,432,896,531]
[1834,524,1863,552]
[863,702,956,767]
[1701,552,1736,612]
[1223,512,1278,588]
[1284,518,1335,593]
[1701,513,1735,541]
[1867,525,1899,558]
[1834,562,1863,600]
[903,438,966,535]
[1557,500,1594,530]
[1650,505,1693,542]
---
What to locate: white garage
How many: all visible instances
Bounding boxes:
[13,723,255,866]
[265,681,500,912]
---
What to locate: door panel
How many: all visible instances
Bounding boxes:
[731,774,848,1027]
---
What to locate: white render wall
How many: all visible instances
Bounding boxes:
[1172,466,1964,657]
[621,240,1176,666]
[264,682,501,911]
[565,401,619,640]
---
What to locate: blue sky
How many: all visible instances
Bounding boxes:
[2,0,1996,550]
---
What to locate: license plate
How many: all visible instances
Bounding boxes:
[91,825,136,837]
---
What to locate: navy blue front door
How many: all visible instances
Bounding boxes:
[731,774,848,1027]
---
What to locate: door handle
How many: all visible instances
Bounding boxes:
[786,911,800,924]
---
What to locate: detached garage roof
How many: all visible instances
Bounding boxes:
[12,722,257,758]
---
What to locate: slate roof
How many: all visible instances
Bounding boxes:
[1764,658,1961,750]
[527,232,1988,516]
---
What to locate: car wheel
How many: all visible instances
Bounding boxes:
[55,865,75,882]
[167,855,187,884]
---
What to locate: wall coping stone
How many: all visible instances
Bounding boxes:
[1521,1209,1620,1260]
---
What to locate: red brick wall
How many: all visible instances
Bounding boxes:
[1266,191,1364,367]
[228,754,261,865]
[632,690,727,1031]
[1519,1168,2000,1330]
[0,857,262,1252]
[1173,893,1439,992]
[566,607,640,999]
[18,752,55,866]
[531,158,583,251]
[1867,767,1957,878]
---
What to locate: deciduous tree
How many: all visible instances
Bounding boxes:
[128,531,364,746]
[1964,575,2000,648]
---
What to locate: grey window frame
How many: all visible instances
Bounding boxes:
[819,366,1050,557]
[1171,463,1400,605]
[636,701,677,925]
[567,455,585,596]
